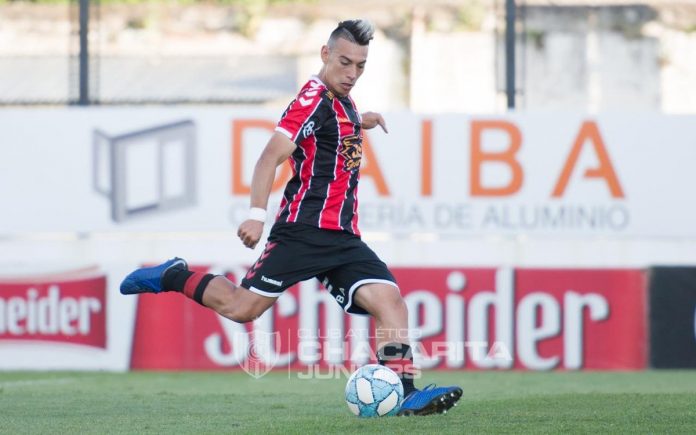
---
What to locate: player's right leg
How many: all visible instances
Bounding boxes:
[200,276,277,323]
[119,257,276,323]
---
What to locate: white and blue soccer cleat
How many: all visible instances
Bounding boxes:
[397,384,462,416]
[120,257,187,295]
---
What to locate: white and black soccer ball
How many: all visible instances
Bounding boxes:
[345,364,404,417]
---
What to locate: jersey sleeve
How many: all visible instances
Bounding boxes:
[276,90,330,146]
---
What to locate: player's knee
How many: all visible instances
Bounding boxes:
[381,285,404,305]
[213,285,274,323]
[230,312,256,324]
[220,304,262,324]
[218,294,267,324]
[386,290,407,314]
[360,284,405,317]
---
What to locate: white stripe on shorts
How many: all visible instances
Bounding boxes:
[247,285,282,298]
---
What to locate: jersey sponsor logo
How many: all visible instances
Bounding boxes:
[340,134,362,171]
[302,121,315,138]
[261,276,283,286]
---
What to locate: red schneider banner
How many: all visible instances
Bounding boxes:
[0,272,107,349]
[130,267,647,371]
[398,268,647,370]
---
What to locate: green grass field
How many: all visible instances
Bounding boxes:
[1,370,695,433]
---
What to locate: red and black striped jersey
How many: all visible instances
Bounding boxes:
[274,76,363,235]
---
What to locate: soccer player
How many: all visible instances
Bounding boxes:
[121,19,462,416]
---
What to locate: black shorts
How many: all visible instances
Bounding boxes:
[240,222,398,315]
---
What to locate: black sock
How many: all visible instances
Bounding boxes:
[161,267,193,291]
[377,342,416,396]
[161,267,214,306]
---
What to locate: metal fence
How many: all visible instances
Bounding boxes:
[0,54,297,105]
[0,1,297,106]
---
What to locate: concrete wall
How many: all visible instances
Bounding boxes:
[408,4,696,114]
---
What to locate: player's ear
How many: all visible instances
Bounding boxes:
[320,45,330,64]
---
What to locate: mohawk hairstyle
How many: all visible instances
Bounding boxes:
[328,19,375,47]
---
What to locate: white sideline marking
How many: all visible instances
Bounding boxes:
[0,377,77,389]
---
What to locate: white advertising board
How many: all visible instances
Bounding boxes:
[1,108,692,237]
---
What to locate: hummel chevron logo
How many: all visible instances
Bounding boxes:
[255,241,278,264]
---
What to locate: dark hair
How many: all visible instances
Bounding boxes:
[328,19,374,47]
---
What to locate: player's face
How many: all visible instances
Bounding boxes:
[320,38,368,96]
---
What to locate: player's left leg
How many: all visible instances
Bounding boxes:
[353,284,462,416]
[351,282,415,391]
[319,236,462,415]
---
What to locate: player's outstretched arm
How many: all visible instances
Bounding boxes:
[237,132,296,249]
[361,111,388,133]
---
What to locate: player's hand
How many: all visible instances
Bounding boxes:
[361,112,388,133]
[237,219,264,249]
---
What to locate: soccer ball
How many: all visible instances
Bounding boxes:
[345,364,404,417]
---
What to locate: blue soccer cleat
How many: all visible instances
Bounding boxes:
[397,384,462,416]
[120,257,188,295]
